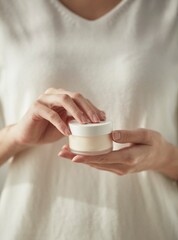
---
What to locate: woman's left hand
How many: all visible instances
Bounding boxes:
[58,128,175,176]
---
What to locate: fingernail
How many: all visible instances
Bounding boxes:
[72,157,83,162]
[81,115,90,124]
[62,145,67,150]
[92,114,100,123]
[100,111,106,120]
[58,151,63,156]
[72,159,81,163]
[112,131,121,141]
[64,128,71,136]
[85,118,91,123]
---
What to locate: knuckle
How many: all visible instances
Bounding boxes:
[120,151,134,166]
[139,128,151,142]
[75,110,84,118]
[57,88,64,92]
[152,130,162,146]
[125,158,134,166]
[117,172,123,176]
[86,110,94,117]
[152,130,161,139]
[73,92,83,100]
[48,111,58,120]
[124,152,135,165]
[61,94,70,103]
[130,158,138,166]
[117,169,128,176]
[122,169,129,175]
[37,94,44,100]
[44,87,55,94]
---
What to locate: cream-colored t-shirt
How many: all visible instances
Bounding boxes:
[0,0,178,239]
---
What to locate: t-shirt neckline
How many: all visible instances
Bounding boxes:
[50,0,130,25]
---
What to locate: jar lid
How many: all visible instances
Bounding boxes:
[69,120,112,137]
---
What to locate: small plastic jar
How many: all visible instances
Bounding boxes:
[68,120,113,156]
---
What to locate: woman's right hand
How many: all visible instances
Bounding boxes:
[12,88,105,147]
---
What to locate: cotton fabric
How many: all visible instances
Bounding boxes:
[0,0,178,239]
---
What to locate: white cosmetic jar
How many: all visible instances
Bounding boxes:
[68,120,113,156]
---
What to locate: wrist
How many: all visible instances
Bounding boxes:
[156,143,178,180]
[8,124,30,155]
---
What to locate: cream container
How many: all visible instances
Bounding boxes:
[68,120,113,156]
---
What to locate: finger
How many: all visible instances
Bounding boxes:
[72,145,143,167]
[50,88,105,122]
[87,163,118,174]
[72,146,136,165]
[71,93,100,123]
[44,88,105,122]
[37,94,90,124]
[61,144,70,150]
[58,149,76,159]
[61,91,102,123]
[87,163,129,175]
[59,109,68,122]
[58,145,76,159]
[112,128,156,145]
[44,88,59,94]
[31,101,70,136]
[88,162,143,174]
[86,99,106,120]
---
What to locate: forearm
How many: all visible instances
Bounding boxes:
[156,144,178,181]
[0,124,27,166]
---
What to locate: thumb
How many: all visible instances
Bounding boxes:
[112,128,154,145]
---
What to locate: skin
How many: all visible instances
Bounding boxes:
[0,0,178,180]
[59,0,123,20]
[0,88,105,165]
[59,129,178,180]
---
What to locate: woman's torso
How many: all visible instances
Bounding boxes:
[0,0,178,239]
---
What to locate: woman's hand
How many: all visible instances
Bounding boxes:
[59,128,178,179]
[12,88,105,147]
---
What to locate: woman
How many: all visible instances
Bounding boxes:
[0,0,178,239]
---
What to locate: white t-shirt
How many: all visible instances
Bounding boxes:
[0,0,178,239]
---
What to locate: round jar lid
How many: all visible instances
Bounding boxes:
[69,120,112,137]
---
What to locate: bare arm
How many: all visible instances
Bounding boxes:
[156,145,178,180]
[0,124,27,166]
[0,88,105,166]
